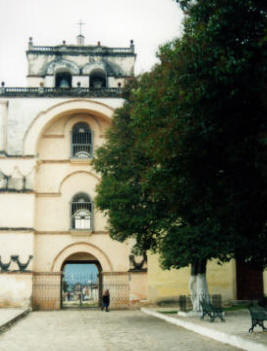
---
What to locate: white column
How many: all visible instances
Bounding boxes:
[0,100,8,153]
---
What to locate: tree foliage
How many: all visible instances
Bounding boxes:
[93,0,267,270]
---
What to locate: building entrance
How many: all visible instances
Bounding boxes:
[61,261,101,309]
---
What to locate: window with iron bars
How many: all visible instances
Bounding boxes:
[71,122,92,158]
[71,193,93,230]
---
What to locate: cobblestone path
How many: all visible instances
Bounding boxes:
[0,310,241,351]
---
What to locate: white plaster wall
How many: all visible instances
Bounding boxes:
[26,77,44,87]
[0,193,35,227]
[0,158,35,177]
[0,274,33,307]
[72,76,89,88]
[27,54,56,76]
[108,77,125,88]
[0,232,34,307]
[0,232,34,261]
[0,100,8,152]
[64,55,89,67]
[44,76,54,87]
[108,56,136,76]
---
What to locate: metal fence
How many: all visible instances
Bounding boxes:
[102,282,129,309]
[0,87,121,98]
[32,274,61,310]
[32,271,130,310]
[178,294,222,312]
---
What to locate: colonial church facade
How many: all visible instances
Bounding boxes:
[0,35,265,309]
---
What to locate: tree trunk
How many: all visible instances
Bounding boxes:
[189,259,209,312]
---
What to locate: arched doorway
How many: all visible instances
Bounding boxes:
[61,252,102,309]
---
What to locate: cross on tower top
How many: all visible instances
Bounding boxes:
[77,20,85,36]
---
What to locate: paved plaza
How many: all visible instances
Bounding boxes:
[0,310,242,351]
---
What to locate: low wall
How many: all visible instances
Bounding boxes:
[0,272,33,307]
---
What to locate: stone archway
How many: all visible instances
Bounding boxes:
[51,242,113,273]
[52,243,113,310]
[32,243,113,311]
[23,99,114,155]
[61,252,103,309]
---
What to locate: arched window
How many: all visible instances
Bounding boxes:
[71,193,93,230]
[71,122,92,158]
[55,71,72,88]
[90,70,106,89]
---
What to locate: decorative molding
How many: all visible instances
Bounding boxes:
[35,231,69,235]
[0,166,35,192]
[35,193,61,197]
[0,227,34,232]
[34,230,108,235]
[0,271,33,275]
[0,255,33,272]
[42,134,65,139]
[0,154,35,159]
[37,159,92,164]
[38,160,70,163]
[129,253,147,272]
[0,189,34,194]
[33,271,63,276]
[69,158,92,164]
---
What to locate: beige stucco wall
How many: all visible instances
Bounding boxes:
[34,107,110,232]
[32,100,131,276]
[147,253,236,303]
[34,234,130,273]
[129,272,148,303]
[0,232,34,258]
[147,254,190,302]
[35,172,106,231]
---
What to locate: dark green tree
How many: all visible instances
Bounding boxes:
[93,79,168,254]
[94,0,267,309]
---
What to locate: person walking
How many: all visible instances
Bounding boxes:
[101,289,110,312]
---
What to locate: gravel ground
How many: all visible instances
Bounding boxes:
[0,309,242,351]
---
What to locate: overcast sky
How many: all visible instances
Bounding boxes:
[0,0,183,86]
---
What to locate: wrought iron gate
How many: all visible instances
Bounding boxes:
[62,271,100,309]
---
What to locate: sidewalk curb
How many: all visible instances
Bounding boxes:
[0,308,31,334]
[141,308,267,351]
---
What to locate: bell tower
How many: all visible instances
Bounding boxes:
[26,35,136,89]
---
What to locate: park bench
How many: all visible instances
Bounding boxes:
[248,304,267,333]
[200,299,225,322]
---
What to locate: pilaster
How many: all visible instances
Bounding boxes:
[0,100,8,154]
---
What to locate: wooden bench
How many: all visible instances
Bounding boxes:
[248,305,267,332]
[200,300,225,322]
